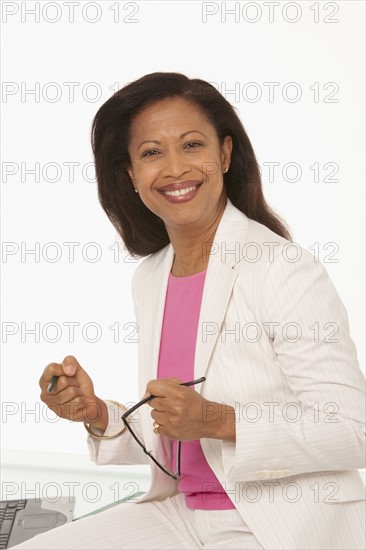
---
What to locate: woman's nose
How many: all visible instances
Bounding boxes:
[160,149,191,178]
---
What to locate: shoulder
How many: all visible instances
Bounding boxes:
[241,216,319,270]
[233,216,332,303]
[232,219,346,327]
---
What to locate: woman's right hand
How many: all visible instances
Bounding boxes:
[39,355,108,431]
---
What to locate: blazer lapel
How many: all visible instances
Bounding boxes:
[193,200,248,393]
[193,254,239,394]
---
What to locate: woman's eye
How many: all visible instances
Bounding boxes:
[142,149,159,158]
[141,142,202,157]
[185,141,202,149]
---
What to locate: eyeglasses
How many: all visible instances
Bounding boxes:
[121,376,206,480]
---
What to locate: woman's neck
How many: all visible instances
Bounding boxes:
[167,200,226,277]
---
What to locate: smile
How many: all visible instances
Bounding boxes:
[160,184,200,197]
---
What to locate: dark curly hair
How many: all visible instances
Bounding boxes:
[91,72,291,257]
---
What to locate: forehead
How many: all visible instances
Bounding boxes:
[128,97,213,139]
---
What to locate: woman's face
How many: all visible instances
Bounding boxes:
[127,96,232,232]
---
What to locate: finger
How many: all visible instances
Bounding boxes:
[39,357,84,391]
[165,377,182,385]
[150,409,166,426]
[61,356,94,399]
[42,385,83,406]
[41,376,79,403]
[146,379,160,396]
[43,384,97,421]
[61,355,82,377]
[39,362,67,390]
[146,378,182,397]
[149,418,176,441]
[47,376,59,393]
[47,394,90,420]
[47,375,79,395]
[146,397,166,410]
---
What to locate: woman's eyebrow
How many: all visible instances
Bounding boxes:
[138,130,207,151]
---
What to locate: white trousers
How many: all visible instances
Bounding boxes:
[11,493,265,550]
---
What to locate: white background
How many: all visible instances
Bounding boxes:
[1,1,365,460]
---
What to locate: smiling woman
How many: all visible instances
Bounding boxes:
[16,72,366,550]
[91,72,291,261]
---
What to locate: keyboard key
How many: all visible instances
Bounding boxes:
[0,518,14,535]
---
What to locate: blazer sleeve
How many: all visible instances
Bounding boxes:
[87,269,148,466]
[87,400,148,465]
[221,246,366,483]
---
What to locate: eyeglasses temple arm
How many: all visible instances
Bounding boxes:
[122,377,206,421]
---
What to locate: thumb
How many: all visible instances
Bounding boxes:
[166,377,182,386]
[62,355,80,376]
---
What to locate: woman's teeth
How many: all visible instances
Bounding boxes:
[161,184,199,197]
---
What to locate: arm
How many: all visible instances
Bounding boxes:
[221,247,366,482]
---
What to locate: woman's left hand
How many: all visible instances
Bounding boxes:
[145,378,236,442]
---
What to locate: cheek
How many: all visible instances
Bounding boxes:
[133,163,155,184]
[199,156,222,178]
[204,166,224,184]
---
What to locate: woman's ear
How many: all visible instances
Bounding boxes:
[127,162,138,184]
[222,135,233,168]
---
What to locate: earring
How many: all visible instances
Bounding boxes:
[224,167,229,173]
[134,188,138,193]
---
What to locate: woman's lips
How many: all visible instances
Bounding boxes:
[158,182,203,203]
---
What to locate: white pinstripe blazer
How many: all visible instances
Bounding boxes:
[88,198,366,550]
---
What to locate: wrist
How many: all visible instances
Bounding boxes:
[200,401,236,442]
[88,397,109,433]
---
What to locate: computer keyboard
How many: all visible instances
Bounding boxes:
[0,500,26,549]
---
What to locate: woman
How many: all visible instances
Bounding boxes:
[16,72,365,549]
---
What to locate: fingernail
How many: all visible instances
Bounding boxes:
[64,364,75,375]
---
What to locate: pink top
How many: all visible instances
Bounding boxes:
[157,269,235,510]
